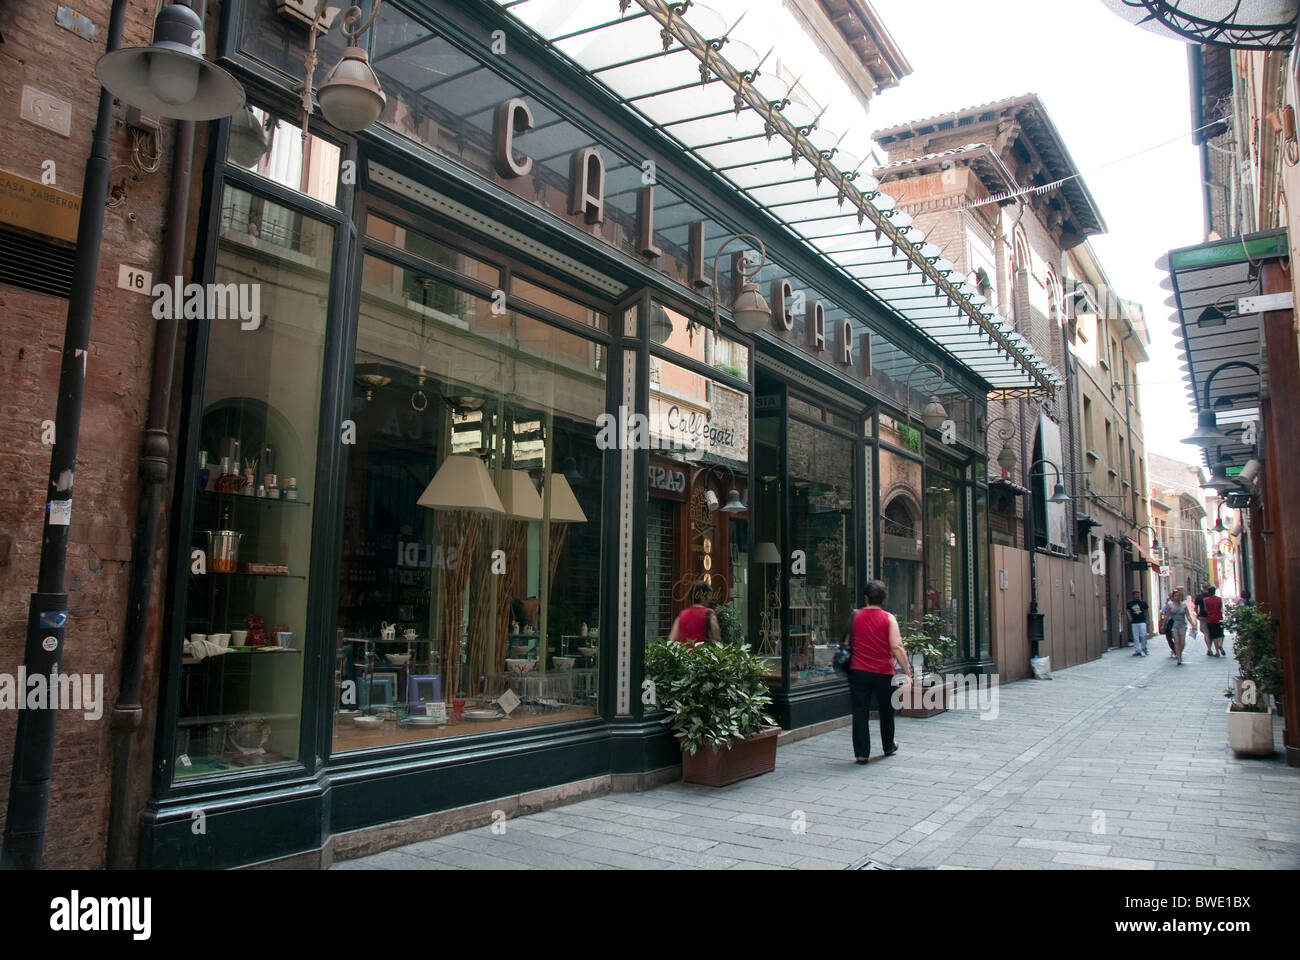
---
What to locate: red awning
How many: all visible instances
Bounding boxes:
[1126,536,1160,566]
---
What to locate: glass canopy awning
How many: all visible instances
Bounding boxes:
[493,0,1062,397]
[1163,229,1285,472]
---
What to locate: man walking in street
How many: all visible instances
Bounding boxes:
[1127,591,1150,656]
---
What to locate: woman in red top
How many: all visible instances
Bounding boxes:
[844,580,912,764]
[668,580,721,647]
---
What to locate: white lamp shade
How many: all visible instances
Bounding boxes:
[754,541,781,564]
[543,473,587,523]
[497,469,544,520]
[417,456,505,514]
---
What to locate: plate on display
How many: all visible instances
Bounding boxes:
[461,709,500,721]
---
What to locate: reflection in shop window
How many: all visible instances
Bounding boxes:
[226,106,340,206]
[644,356,750,650]
[787,415,855,685]
[175,185,334,778]
[333,250,606,751]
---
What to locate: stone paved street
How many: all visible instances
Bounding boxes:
[336,642,1300,870]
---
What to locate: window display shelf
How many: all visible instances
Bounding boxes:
[198,490,311,508]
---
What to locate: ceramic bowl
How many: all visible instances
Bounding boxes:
[385,653,411,665]
[578,646,598,658]
[505,658,535,674]
[553,657,576,670]
[352,715,383,728]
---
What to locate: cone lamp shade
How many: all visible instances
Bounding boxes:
[754,541,781,564]
[95,2,245,121]
[497,469,544,520]
[417,455,505,513]
[545,474,587,523]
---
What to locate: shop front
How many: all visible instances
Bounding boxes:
[140,0,1051,867]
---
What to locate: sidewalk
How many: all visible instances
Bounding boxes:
[334,641,1300,870]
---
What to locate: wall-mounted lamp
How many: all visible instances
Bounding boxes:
[299,1,386,145]
[95,3,245,120]
[903,362,949,431]
[710,234,771,336]
[983,415,1018,472]
[1181,360,1259,447]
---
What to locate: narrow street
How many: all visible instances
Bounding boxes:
[337,645,1300,871]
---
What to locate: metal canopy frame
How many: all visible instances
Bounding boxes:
[492,0,1061,397]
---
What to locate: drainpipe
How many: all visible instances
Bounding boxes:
[1,0,129,869]
[104,3,200,869]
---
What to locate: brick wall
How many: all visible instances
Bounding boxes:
[0,0,197,867]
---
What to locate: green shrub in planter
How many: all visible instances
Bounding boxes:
[713,601,744,646]
[645,639,774,756]
[1223,602,1283,712]
[901,612,957,677]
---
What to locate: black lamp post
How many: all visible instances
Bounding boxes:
[3,1,244,869]
[1023,458,1072,660]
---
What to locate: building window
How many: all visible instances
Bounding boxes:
[331,228,608,750]
[175,184,335,777]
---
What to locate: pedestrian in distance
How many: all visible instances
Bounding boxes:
[1163,588,1197,665]
[1195,588,1211,655]
[667,579,721,648]
[843,580,913,764]
[1203,584,1225,657]
[1160,597,1177,657]
[1126,591,1150,656]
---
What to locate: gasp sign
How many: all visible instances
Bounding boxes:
[494,98,873,373]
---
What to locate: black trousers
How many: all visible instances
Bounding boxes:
[848,670,895,758]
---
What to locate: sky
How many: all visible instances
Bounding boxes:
[855,0,1207,470]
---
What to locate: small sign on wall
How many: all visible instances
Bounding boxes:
[117,265,152,295]
[998,569,1009,590]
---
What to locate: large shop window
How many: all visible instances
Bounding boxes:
[786,412,856,685]
[176,184,333,778]
[332,236,606,749]
[645,350,750,647]
[925,459,969,656]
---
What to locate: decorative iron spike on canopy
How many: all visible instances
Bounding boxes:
[639,0,1056,397]
[1100,0,1299,49]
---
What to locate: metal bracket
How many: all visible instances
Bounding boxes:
[1238,292,1293,313]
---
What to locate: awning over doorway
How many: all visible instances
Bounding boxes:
[493,0,1062,397]
[1162,229,1285,472]
[1125,536,1160,567]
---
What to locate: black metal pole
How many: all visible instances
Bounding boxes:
[2,0,129,868]
[105,110,195,868]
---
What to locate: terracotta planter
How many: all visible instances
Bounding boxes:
[1226,704,1275,757]
[680,726,779,786]
[895,676,954,719]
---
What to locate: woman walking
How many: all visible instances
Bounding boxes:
[844,580,913,764]
[1162,589,1198,665]
[668,579,721,647]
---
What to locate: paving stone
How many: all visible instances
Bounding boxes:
[335,639,1299,871]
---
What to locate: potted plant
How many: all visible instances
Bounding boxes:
[897,613,958,718]
[645,638,778,786]
[1223,601,1282,757]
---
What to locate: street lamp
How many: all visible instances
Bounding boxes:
[95,2,246,120]
[903,362,950,432]
[299,2,387,146]
[1181,361,1260,447]
[6,0,249,871]
[983,415,1019,473]
[1023,458,1071,662]
[709,234,771,336]
[1136,524,1162,554]
[695,463,747,514]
